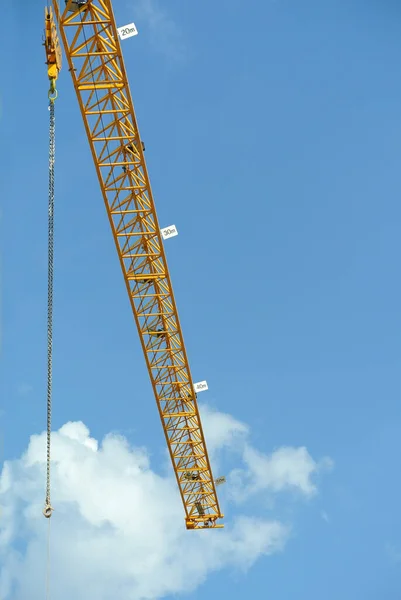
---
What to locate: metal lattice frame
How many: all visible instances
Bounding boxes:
[51,0,224,529]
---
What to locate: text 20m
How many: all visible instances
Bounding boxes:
[121,26,136,36]
[117,23,138,40]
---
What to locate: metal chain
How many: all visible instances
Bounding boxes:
[43,97,56,519]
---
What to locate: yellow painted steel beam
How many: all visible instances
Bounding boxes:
[50,0,224,530]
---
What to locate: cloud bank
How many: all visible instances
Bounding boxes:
[0,405,332,600]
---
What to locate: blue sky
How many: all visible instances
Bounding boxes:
[1,0,401,598]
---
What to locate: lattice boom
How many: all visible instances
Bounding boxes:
[51,0,224,529]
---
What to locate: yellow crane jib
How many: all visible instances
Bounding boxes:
[47,0,224,530]
[44,6,62,100]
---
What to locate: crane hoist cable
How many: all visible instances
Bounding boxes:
[43,5,61,521]
[43,95,55,520]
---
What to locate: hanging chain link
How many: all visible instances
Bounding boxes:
[43,97,56,519]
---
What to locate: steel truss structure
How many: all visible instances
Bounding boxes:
[50,0,224,529]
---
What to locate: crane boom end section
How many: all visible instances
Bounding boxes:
[186,515,225,530]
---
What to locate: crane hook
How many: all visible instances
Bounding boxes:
[48,78,58,102]
[43,504,54,519]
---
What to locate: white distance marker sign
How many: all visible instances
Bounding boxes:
[117,22,138,40]
[194,380,208,393]
[161,224,178,240]
[215,476,226,487]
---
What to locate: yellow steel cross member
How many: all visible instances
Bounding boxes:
[44,5,62,100]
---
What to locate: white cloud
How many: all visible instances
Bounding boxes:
[200,405,333,504]
[198,404,248,461]
[0,406,332,599]
[233,445,333,501]
[130,0,186,63]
